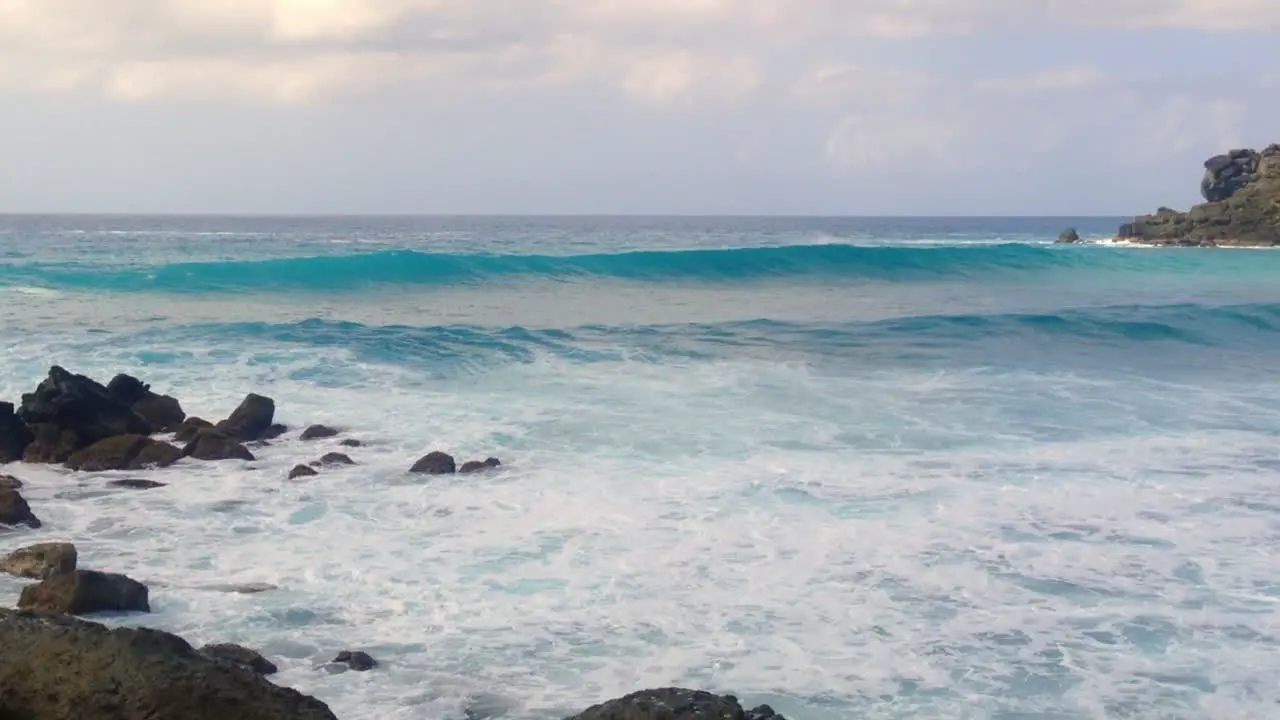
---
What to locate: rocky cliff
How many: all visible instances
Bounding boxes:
[1116,144,1280,246]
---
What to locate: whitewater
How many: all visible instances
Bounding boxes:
[2,215,1280,719]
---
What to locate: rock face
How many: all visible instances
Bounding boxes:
[18,366,151,456]
[107,374,187,433]
[215,394,276,442]
[183,429,255,462]
[2,542,78,579]
[0,401,34,463]
[65,434,183,471]
[567,689,786,720]
[201,643,279,675]
[0,609,338,720]
[18,569,150,615]
[0,487,41,529]
[410,451,456,474]
[1119,144,1280,246]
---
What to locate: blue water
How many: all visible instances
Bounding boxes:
[2,215,1279,719]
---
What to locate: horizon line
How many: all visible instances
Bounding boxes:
[0,212,1133,220]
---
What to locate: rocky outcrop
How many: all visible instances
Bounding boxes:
[300,424,339,440]
[215,394,276,443]
[331,650,377,671]
[1118,144,1280,246]
[65,434,183,471]
[0,487,41,528]
[18,569,150,615]
[1055,227,1080,244]
[201,643,279,675]
[107,374,187,433]
[183,429,255,461]
[567,689,786,720]
[288,465,318,480]
[410,451,456,474]
[23,423,82,463]
[2,542,77,578]
[175,416,214,443]
[316,452,354,467]
[0,609,337,720]
[0,401,33,463]
[18,367,151,456]
[460,457,502,474]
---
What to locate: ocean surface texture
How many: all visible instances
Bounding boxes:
[2,215,1279,720]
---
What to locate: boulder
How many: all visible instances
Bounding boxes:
[214,394,276,443]
[410,451,456,474]
[459,457,502,474]
[0,400,34,463]
[174,416,214,443]
[18,366,150,452]
[200,643,279,675]
[1119,143,1280,246]
[0,487,41,529]
[288,465,318,480]
[0,609,337,719]
[567,689,786,720]
[300,424,339,440]
[316,452,354,467]
[183,429,255,462]
[1055,227,1081,244]
[259,424,288,442]
[18,569,150,615]
[340,438,363,448]
[2,542,77,579]
[332,650,377,671]
[0,473,21,490]
[65,434,183,472]
[106,374,187,433]
[22,423,82,463]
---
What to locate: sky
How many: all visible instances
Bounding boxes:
[1,0,1278,216]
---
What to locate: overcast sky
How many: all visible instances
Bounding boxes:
[1,0,1278,216]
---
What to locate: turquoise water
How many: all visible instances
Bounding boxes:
[2,215,1280,719]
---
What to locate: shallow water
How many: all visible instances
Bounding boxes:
[2,216,1280,719]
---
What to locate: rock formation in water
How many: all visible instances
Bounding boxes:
[566,688,786,720]
[1118,144,1280,246]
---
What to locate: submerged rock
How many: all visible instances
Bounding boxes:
[0,609,337,719]
[18,569,150,615]
[459,457,502,474]
[201,643,279,675]
[316,452,354,467]
[65,434,183,471]
[410,451,456,474]
[0,487,41,529]
[0,400,34,463]
[567,688,786,720]
[340,438,363,448]
[215,393,276,443]
[183,429,255,462]
[109,478,168,490]
[174,416,214,443]
[2,542,77,579]
[300,424,339,440]
[331,650,378,671]
[106,373,187,433]
[288,465,318,480]
[18,366,150,454]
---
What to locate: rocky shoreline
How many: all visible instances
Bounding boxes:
[1057,143,1280,247]
[0,366,788,719]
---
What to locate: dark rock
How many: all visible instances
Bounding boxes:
[200,643,279,675]
[0,487,41,529]
[18,366,150,453]
[2,542,77,578]
[332,650,377,671]
[258,424,288,441]
[65,434,183,472]
[459,457,502,474]
[215,393,276,442]
[340,438,363,447]
[300,424,339,440]
[0,473,21,490]
[19,569,150,615]
[1122,143,1280,246]
[183,429,255,462]
[0,400,34,463]
[109,479,168,490]
[410,451,456,474]
[567,688,787,720]
[288,465,318,480]
[318,452,354,466]
[1055,227,1081,244]
[174,416,214,443]
[106,373,186,433]
[0,608,337,719]
[23,423,82,463]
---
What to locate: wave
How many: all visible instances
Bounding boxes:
[0,243,1139,293]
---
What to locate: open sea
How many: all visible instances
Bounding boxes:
[2,215,1280,719]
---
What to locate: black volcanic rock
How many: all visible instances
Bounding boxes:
[18,367,150,455]
[410,451,456,474]
[0,400,34,463]
[106,373,187,433]
[567,688,786,720]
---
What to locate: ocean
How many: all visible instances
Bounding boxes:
[2,215,1279,719]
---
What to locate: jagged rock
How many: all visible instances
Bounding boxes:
[1055,227,1081,244]
[288,465,318,480]
[1,400,34,463]
[2,542,77,578]
[410,451,456,474]
[214,394,276,443]
[316,452,354,467]
[23,423,82,463]
[183,429,255,462]
[459,457,502,474]
[106,374,187,433]
[0,473,22,490]
[200,643,279,675]
[109,479,168,490]
[567,688,787,720]
[65,434,183,471]
[0,487,41,529]
[1120,144,1280,246]
[18,569,150,615]
[332,650,377,671]
[0,609,337,719]
[174,416,214,443]
[18,366,150,454]
[300,424,339,440]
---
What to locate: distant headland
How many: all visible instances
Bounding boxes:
[1060,144,1280,247]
